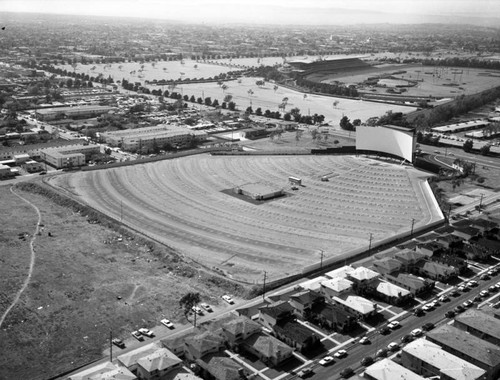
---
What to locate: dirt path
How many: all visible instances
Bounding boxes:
[0,186,41,329]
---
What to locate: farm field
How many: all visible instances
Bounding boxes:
[0,186,242,380]
[47,155,442,283]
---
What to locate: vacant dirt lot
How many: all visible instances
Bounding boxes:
[0,186,243,380]
[47,154,440,283]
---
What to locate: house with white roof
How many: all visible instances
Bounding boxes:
[375,281,412,305]
[320,277,353,300]
[363,358,426,380]
[331,295,378,320]
[324,265,355,279]
[347,267,380,287]
[68,361,136,380]
[401,338,486,380]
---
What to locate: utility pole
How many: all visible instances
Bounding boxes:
[320,250,324,270]
[109,330,112,362]
[479,193,484,213]
[410,218,415,236]
[120,200,123,222]
[368,233,373,254]
[262,271,267,302]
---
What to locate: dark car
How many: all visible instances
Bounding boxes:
[450,289,460,297]
[422,322,435,331]
[340,367,354,379]
[297,368,313,378]
[454,305,465,313]
[379,326,391,335]
[480,274,490,281]
[39,171,47,175]
[376,348,389,358]
[445,310,456,318]
[112,338,125,349]
[361,356,374,366]
[414,308,424,317]
[401,334,414,343]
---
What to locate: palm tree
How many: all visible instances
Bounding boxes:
[179,292,201,327]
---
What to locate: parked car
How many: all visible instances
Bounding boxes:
[379,326,391,335]
[463,299,474,308]
[480,274,490,281]
[200,302,213,312]
[458,285,468,292]
[359,336,370,345]
[387,321,400,329]
[387,342,400,351]
[340,367,354,379]
[480,290,489,297]
[468,280,478,287]
[112,338,125,349]
[454,305,465,313]
[487,270,496,276]
[222,295,234,304]
[334,349,347,358]
[131,330,144,341]
[439,295,449,302]
[414,308,424,316]
[422,303,434,311]
[376,348,388,358]
[138,328,154,337]
[192,306,204,315]
[401,334,413,343]
[161,319,175,329]
[422,323,435,331]
[450,289,460,297]
[489,285,498,293]
[297,368,313,378]
[411,328,423,337]
[361,356,374,366]
[445,310,456,318]
[318,356,334,366]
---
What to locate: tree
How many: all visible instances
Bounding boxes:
[463,139,474,153]
[340,116,354,131]
[352,119,361,127]
[245,106,253,114]
[480,144,491,156]
[223,94,233,104]
[179,292,201,327]
[228,101,236,111]
[212,99,219,107]
[255,107,263,116]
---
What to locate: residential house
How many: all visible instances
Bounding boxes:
[401,339,486,380]
[243,333,294,367]
[435,235,462,249]
[161,331,199,358]
[363,358,426,380]
[470,238,500,256]
[374,281,412,305]
[453,309,500,346]
[416,242,445,258]
[288,289,324,318]
[298,276,328,292]
[136,348,183,380]
[452,226,481,241]
[417,260,458,282]
[184,331,226,361]
[118,343,169,376]
[394,250,426,271]
[273,320,320,353]
[331,295,378,320]
[324,265,355,279]
[385,273,434,296]
[68,362,136,380]
[372,257,402,276]
[427,324,500,380]
[311,302,357,333]
[221,316,262,349]
[461,242,491,262]
[258,301,294,331]
[202,356,245,380]
[347,267,380,287]
[320,278,353,300]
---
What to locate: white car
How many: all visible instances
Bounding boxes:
[438,295,449,302]
[468,280,478,287]
[422,303,434,311]
[138,328,154,337]
[318,356,334,366]
[411,328,423,337]
[387,342,400,351]
[192,306,204,315]
[222,295,234,304]
[200,302,213,312]
[387,321,400,329]
[359,336,370,345]
[161,319,174,329]
[480,290,489,297]
[333,349,347,358]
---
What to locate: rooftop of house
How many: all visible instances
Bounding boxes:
[222,316,261,338]
[376,281,411,298]
[394,249,426,262]
[451,225,481,237]
[244,332,293,359]
[205,355,243,380]
[347,266,380,282]
[363,358,426,380]
[274,320,316,345]
[117,342,164,368]
[312,302,353,324]
[419,260,456,276]
[137,348,183,373]
[333,295,376,315]
[320,277,353,293]
[454,309,500,340]
[324,265,355,279]
[402,339,486,380]
[68,361,136,380]
[185,330,225,354]
[372,257,402,273]
[259,300,295,320]
[289,289,323,305]
[299,276,328,292]
[389,273,429,290]
[426,324,500,368]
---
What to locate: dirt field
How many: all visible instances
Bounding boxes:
[46,154,440,283]
[0,186,243,380]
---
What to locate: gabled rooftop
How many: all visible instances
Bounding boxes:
[244,333,293,359]
[347,266,380,282]
[118,342,163,368]
[324,265,355,279]
[68,361,136,380]
[333,295,376,315]
[137,348,182,372]
[289,289,322,305]
[222,316,261,337]
[185,330,225,354]
[320,278,353,293]
[376,281,411,298]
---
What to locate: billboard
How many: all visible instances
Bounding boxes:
[356,125,415,162]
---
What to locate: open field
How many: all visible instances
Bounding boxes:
[0,186,243,380]
[47,154,442,283]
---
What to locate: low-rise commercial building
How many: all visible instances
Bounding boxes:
[35,105,115,121]
[453,309,500,346]
[363,358,426,380]
[40,144,99,169]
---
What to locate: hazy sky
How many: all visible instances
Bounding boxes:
[1,0,499,25]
